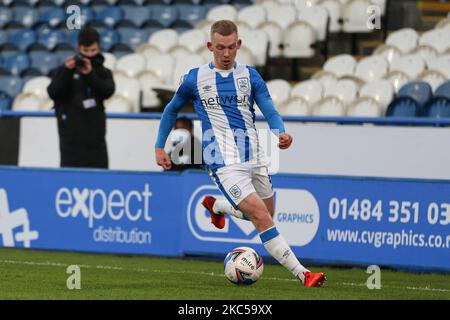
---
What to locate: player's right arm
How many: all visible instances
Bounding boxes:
[155,73,194,170]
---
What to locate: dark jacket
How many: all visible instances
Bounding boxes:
[47,53,115,149]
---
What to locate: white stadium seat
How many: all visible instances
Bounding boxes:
[282,21,316,58]
[146,53,175,85]
[419,28,450,54]
[325,79,358,106]
[280,97,311,116]
[291,80,324,104]
[169,45,193,61]
[136,43,162,62]
[240,30,269,66]
[312,96,346,116]
[237,5,267,29]
[342,0,373,33]
[389,55,425,79]
[137,70,162,109]
[258,21,283,57]
[172,54,205,88]
[178,29,208,53]
[236,46,256,66]
[317,0,343,32]
[386,28,419,53]
[359,80,394,111]
[104,94,133,113]
[297,5,329,41]
[102,52,117,71]
[266,79,291,106]
[266,4,297,30]
[346,97,382,117]
[373,44,402,65]
[426,54,450,78]
[294,0,320,10]
[312,70,338,92]
[383,70,410,92]
[12,93,42,111]
[148,29,178,53]
[416,70,447,93]
[410,44,439,67]
[206,5,237,22]
[354,55,388,82]
[113,73,141,113]
[323,54,356,77]
[22,76,51,100]
[115,53,146,78]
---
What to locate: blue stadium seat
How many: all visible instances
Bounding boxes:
[121,5,152,27]
[434,80,450,100]
[39,0,65,6]
[150,5,178,28]
[0,91,12,111]
[40,7,66,27]
[117,27,151,50]
[54,48,76,64]
[397,81,432,110]
[0,75,24,97]
[29,50,60,75]
[385,97,420,117]
[8,29,37,51]
[172,0,202,4]
[176,4,206,28]
[78,6,96,27]
[12,6,40,28]
[37,29,64,50]
[0,7,13,28]
[61,28,80,49]
[100,28,120,51]
[422,98,450,118]
[109,43,133,58]
[3,53,30,77]
[0,30,9,45]
[96,5,124,27]
[0,45,21,60]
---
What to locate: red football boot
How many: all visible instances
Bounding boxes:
[201,196,226,229]
[303,271,327,287]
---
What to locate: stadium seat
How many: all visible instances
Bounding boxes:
[22,76,51,100]
[78,6,96,27]
[121,5,151,27]
[280,97,311,116]
[138,70,161,109]
[359,80,394,112]
[169,45,193,60]
[312,70,338,92]
[297,5,329,42]
[176,4,207,28]
[3,54,30,77]
[422,98,450,119]
[258,21,283,57]
[172,53,204,87]
[12,92,43,111]
[325,79,358,106]
[385,97,420,117]
[240,30,269,66]
[0,7,13,28]
[434,80,450,100]
[397,81,432,110]
[104,94,133,113]
[294,0,320,10]
[267,4,296,30]
[235,46,255,66]
[389,55,425,79]
[102,52,117,70]
[373,44,402,65]
[291,79,323,105]
[113,72,141,112]
[346,97,381,117]
[419,28,450,54]
[312,96,346,116]
[29,50,59,75]
[178,29,207,53]
[8,29,37,51]
[282,21,316,58]
[341,0,373,33]
[109,43,133,58]
[37,29,65,50]
[317,0,342,32]
[115,53,146,77]
[99,28,120,51]
[383,70,410,93]
[96,5,124,27]
[40,7,66,27]
[426,54,450,79]
[146,53,175,84]
[136,43,162,61]
[266,79,291,106]
[150,5,178,28]
[354,55,388,82]
[386,28,418,53]
[416,70,447,93]
[236,5,266,29]
[323,54,356,77]
[148,29,178,53]
[0,75,23,98]
[0,91,12,111]
[410,45,439,67]
[53,47,76,64]
[206,4,237,22]
[0,30,8,45]
[12,6,40,28]
[117,27,151,50]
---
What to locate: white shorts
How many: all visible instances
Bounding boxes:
[208,163,274,209]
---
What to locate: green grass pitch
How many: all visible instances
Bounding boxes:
[0,248,448,300]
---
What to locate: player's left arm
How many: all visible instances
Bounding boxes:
[251,69,293,150]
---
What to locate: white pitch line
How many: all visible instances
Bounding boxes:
[0,259,449,293]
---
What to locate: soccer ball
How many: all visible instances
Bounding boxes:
[224,247,264,285]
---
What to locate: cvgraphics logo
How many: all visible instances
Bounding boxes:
[55,184,153,245]
[0,189,39,248]
[188,186,320,246]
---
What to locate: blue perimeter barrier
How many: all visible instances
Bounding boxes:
[0,166,448,272]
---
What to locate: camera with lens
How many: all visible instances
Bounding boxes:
[74,55,86,68]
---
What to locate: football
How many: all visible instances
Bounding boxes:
[223,247,264,285]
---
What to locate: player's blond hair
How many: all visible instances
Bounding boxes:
[210,20,238,40]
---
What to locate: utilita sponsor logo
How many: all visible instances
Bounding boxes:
[55,184,152,228]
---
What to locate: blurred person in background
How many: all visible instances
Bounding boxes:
[47,27,115,169]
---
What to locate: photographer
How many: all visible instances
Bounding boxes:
[47,27,115,169]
